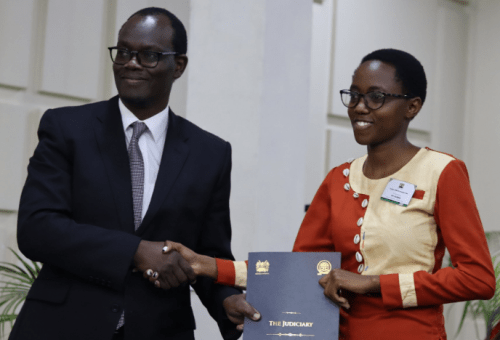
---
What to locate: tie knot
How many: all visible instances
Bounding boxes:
[131,121,147,140]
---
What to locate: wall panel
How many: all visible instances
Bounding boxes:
[464,0,500,232]
[0,0,35,88]
[431,1,468,157]
[40,0,105,100]
[305,0,334,201]
[0,104,41,211]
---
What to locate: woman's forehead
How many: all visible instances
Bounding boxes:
[351,60,401,91]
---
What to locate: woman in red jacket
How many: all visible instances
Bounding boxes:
[152,49,495,339]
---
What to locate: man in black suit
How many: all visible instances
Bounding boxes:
[11,7,258,340]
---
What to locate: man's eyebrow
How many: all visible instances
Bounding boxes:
[116,41,165,51]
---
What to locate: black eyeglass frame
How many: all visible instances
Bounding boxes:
[108,47,179,68]
[339,89,414,110]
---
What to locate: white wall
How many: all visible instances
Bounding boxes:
[187,0,312,258]
[187,1,312,335]
[463,0,500,234]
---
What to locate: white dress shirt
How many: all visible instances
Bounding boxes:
[119,99,169,220]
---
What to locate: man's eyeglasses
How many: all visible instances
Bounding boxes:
[108,47,178,68]
[340,90,413,110]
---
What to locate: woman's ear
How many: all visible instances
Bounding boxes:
[406,97,422,120]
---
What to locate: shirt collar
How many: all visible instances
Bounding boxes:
[119,98,169,143]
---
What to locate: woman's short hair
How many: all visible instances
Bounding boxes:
[361,49,427,104]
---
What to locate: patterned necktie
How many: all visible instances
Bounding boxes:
[128,121,147,231]
[116,121,147,330]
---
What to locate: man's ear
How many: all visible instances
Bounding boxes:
[174,55,188,79]
[406,97,422,120]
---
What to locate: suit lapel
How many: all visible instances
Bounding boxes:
[137,110,190,234]
[93,96,135,233]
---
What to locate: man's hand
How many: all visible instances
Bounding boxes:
[318,269,380,309]
[223,293,260,331]
[163,240,217,279]
[133,240,196,289]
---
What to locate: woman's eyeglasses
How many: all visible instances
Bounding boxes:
[340,90,413,110]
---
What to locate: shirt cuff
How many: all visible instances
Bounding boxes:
[215,259,248,288]
[215,258,236,286]
[381,273,404,309]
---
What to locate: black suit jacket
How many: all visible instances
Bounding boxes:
[11,96,241,340]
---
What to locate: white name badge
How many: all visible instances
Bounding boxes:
[380,178,416,207]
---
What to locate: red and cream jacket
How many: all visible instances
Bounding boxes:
[216,148,495,310]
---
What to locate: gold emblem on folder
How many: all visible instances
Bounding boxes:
[317,260,332,275]
[256,260,270,275]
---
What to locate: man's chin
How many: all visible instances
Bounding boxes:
[120,96,152,109]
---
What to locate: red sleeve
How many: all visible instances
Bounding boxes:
[215,259,248,289]
[381,160,495,309]
[293,170,336,252]
[380,274,403,308]
[215,259,236,286]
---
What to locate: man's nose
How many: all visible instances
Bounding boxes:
[124,53,142,69]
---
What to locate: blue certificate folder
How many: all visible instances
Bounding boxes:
[244,252,341,340]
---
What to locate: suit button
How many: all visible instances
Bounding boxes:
[111,304,120,313]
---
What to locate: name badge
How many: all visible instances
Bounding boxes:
[380,178,416,207]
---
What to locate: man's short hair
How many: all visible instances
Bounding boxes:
[126,7,188,54]
[361,49,427,104]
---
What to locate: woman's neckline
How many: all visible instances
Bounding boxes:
[359,147,425,181]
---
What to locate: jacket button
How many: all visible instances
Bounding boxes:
[357,264,364,273]
[362,199,368,208]
[357,217,364,227]
[111,304,120,313]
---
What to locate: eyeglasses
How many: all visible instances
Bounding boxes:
[108,47,178,68]
[340,90,413,110]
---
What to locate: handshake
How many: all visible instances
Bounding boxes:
[133,239,260,331]
[134,240,215,289]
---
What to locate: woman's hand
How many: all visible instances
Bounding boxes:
[319,269,380,309]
